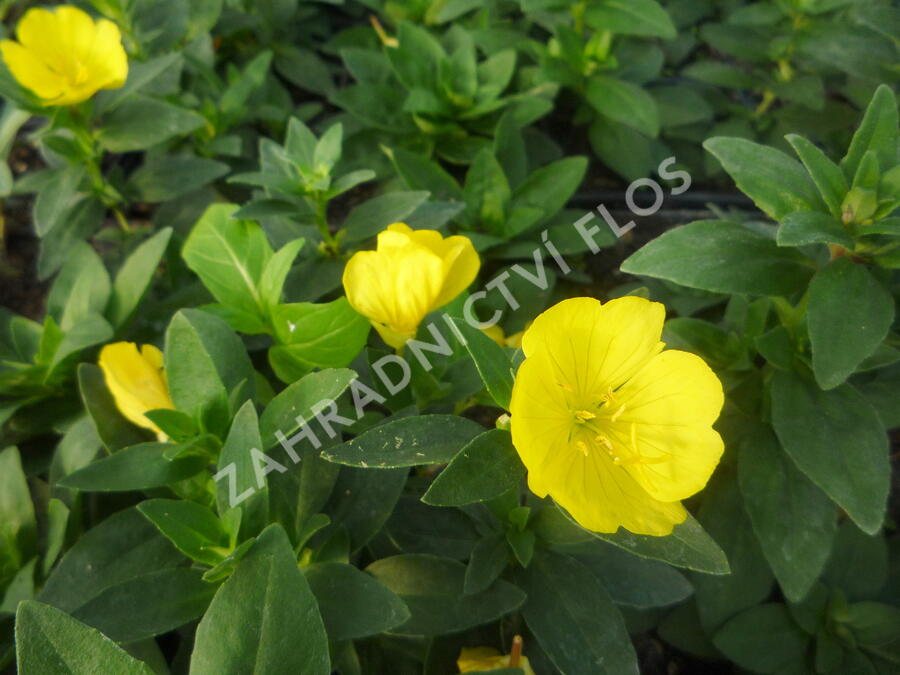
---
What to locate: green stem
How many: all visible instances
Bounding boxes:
[313,193,339,255]
[112,206,131,233]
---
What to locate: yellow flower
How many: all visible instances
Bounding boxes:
[1,6,128,106]
[98,342,174,440]
[457,647,534,674]
[509,297,724,536]
[343,222,480,350]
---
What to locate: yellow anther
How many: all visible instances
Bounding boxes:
[595,435,613,450]
[574,409,596,423]
[610,404,626,422]
[576,440,589,456]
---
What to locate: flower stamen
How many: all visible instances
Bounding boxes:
[573,409,596,423]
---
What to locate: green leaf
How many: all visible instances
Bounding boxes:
[847,602,900,648]
[622,220,813,296]
[96,96,205,152]
[389,147,463,201]
[512,157,587,223]
[106,227,172,328]
[48,242,111,330]
[190,525,330,675]
[585,76,660,138]
[182,203,272,319]
[713,604,809,673]
[691,476,773,631]
[584,0,676,38]
[70,567,216,643]
[589,116,656,182]
[776,211,853,248]
[313,123,343,172]
[388,22,445,89]
[704,137,826,219]
[841,84,899,177]
[423,430,524,506]
[77,364,149,452]
[771,371,889,534]
[0,447,36,570]
[823,520,888,599]
[259,368,357,445]
[385,497,479,559]
[304,561,410,640]
[33,165,85,236]
[15,601,154,675]
[366,554,525,636]
[138,499,229,566]
[38,507,183,614]
[220,51,273,122]
[327,466,408,552]
[807,258,895,389]
[165,309,254,426]
[268,299,370,381]
[322,415,484,468]
[786,134,848,218]
[342,191,430,244]
[94,52,183,112]
[535,505,730,575]
[58,443,207,492]
[216,400,267,535]
[519,550,639,674]
[450,318,514,409]
[575,543,693,609]
[42,499,69,577]
[130,156,229,202]
[738,424,836,602]
[463,148,510,233]
[464,535,509,595]
[258,238,305,310]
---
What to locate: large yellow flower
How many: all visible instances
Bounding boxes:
[98,342,174,440]
[1,6,128,106]
[509,297,724,536]
[343,223,480,349]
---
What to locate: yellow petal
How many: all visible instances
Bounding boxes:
[552,450,688,535]
[520,296,665,397]
[87,19,128,90]
[608,350,724,502]
[0,40,65,101]
[509,350,577,493]
[385,223,480,309]
[432,236,480,308]
[98,342,174,435]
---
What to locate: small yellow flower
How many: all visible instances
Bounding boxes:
[509,297,724,536]
[457,645,534,674]
[343,222,480,350]
[98,342,174,440]
[1,6,128,106]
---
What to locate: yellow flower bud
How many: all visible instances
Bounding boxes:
[1,6,128,106]
[98,342,174,440]
[342,223,480,350]
[457,645,534,674]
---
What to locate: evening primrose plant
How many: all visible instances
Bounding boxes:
[2,2,899,674]
[622,84,900,672]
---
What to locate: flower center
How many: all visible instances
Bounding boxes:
[567,390,667,466]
